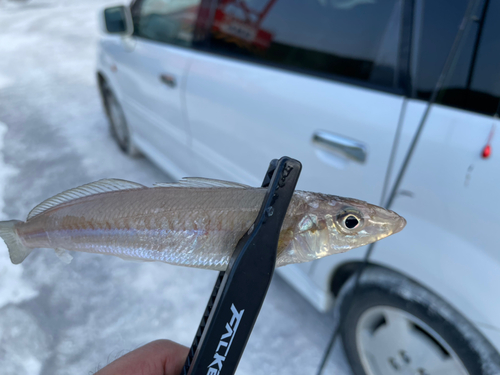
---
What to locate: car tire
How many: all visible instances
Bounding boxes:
[336,265,500,375]
[101,80,141,157]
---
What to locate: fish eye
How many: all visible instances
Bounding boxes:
[337,209,364,232]
[344,215,359,229]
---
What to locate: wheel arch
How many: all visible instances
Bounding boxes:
[329,260,432,298]
[96,70,122,100]
[96,71,108,105]
[328,260,407,298]
[329,260,363,297]
[96,70,106,86]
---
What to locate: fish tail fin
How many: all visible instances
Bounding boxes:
[0,220,33,264]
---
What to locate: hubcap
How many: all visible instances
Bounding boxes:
[356,306,469,375]
[107,93,128,146]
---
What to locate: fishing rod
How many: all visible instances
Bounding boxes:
[316,0,484,372]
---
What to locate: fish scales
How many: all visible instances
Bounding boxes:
[0,178,406,269]
[17,188,268,269]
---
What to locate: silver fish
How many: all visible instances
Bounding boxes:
[0,178,406,270]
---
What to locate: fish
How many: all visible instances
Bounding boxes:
[0,178,406,270]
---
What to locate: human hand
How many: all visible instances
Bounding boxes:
[95,339,189,375]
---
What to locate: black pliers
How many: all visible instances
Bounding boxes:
[180,156,302,375]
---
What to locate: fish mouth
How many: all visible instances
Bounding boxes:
[371,206,407,236]
[392,214,407,234]
[387,210,406,235]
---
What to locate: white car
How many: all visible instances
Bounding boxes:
[96,1,500,374]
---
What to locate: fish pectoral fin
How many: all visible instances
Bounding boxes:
[153,177,251,189]
[55,248,73,264]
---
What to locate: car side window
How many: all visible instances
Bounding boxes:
[205,0,403,89]
[464,0,500,116]
[412,0,500,116]
[411,0,470,101]
[131,0,201,47]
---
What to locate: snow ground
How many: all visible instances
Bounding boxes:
[0,1,351,374]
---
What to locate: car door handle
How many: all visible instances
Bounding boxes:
[159,74,176,88]
[312,130,367,163]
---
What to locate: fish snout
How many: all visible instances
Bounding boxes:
[370,206,407,236]
[382,208,406,235]
[391,212,407,234]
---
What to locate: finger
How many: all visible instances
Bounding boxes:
[96,339,189,375]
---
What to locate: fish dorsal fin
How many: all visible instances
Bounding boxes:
[27,179,145,220]
[153,177,251,189]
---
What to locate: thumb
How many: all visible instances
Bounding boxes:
[96,340,189,375]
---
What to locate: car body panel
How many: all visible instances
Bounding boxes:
[185,52,405,206]
[98,35,129,105]
[310,102,500,350]
[376,103,500,326]
[95,0,500,357]
[102,34,195,178]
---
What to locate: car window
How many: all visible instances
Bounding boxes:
[131,0,201,47]
[464,0,500,116]
[411,0,470,101]
[413,0,500,116]
[205,0,403,89]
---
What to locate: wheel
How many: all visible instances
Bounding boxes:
[100,80,140,157]
[336,265,500,375]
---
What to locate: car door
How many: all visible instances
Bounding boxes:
[114,0,201,178]
[186,0,406,202]
[184,0,408,280]
[309,0,497,309]
[371,0,500,346]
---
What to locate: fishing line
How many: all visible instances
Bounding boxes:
[316,0,483,372]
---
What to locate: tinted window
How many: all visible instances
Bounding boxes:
[413,0,500,116]
[132,0,201,47]
[412,0,470,100]
[207,0,402,88]
[459,0,500,115]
